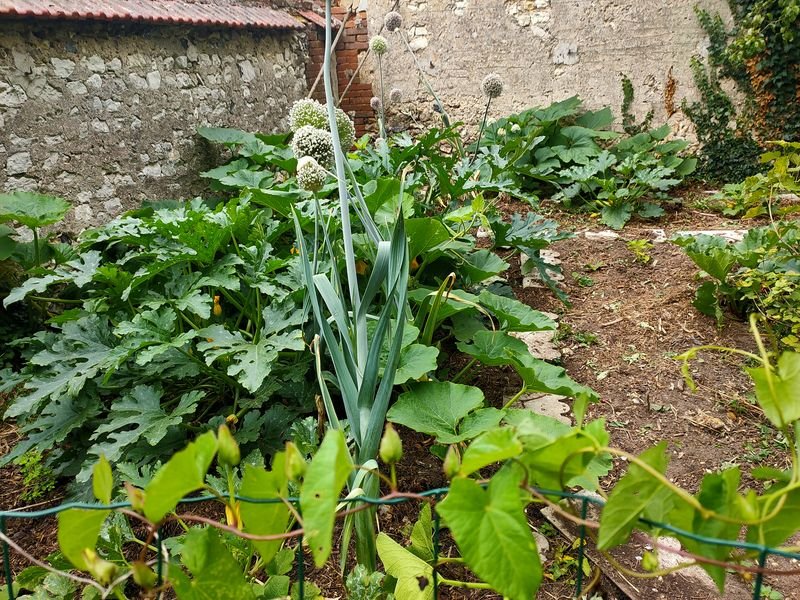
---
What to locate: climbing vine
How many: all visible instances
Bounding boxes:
[684,0,800,183]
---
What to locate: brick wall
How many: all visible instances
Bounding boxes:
[301,3,374,137]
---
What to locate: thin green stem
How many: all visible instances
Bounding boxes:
[438,577,493,590]
[29,296,82,304]
[502,385,528,410]
[32,227,41,267]
[378,56,387,138]
[472,97,492,167]
[451,358,477,383]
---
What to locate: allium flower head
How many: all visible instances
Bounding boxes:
[291,125,334,168]
[289,98,327,132]
[389,88,402,104]
[384,11,403,32]
[335,108,356,151]
[481,73,504,99]
[296,156,328,192]
[369,35,389,56]
[497,128,506,136]
[510,123,521,133]
[370,96,383,112]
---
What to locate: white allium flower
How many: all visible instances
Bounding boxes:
[481,73,504,99]
[384,11,402,32]
[335,108,356,151]
[291,125,334,167]
[389,88,402,104]
[510,123,521,133]
[296,156,328,192]
[289,98,327,132]
[497,128,506,136]
[369,35,389,56]
[370,96,383,112]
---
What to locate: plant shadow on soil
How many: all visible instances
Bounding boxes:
[2,201,800,599]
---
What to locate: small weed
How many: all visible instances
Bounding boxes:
[626,239,654,264]
[583,261,606,272]
[556,323,599,347]
[571,272,595,287]
[622,346,646,364]
[760,585,784,600]
[544,539,591,584]
[15,450,56,503]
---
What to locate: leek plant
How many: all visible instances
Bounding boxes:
[292,0,410,570]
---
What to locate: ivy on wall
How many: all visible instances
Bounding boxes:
[683,0,800,183]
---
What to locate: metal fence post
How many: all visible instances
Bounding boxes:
[574,498,588,598]
[432,498,441,599]
[1,517,13,600]
[752,548,768,600]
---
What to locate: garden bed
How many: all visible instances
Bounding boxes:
[2,199,796,599]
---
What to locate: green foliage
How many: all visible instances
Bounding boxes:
[620,74,654,136]
[345,565,395,600]
[673,222,800,348]
[706,141,800,217]
[14,450,56,503]
[627,239,654,264]
[1,199,313,480]
[685,1,800,183]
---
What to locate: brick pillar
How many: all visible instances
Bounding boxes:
[332,3,373,137]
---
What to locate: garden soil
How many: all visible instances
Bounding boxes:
[2,202,799,599]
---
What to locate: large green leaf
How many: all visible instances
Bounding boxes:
[0,191,71,229]
[197,126,256,147]
[599,203,634,230]
[746,352,800,428]
[171,528,256,599]
[394,343,439,385]
[143,431,218,522]
[598,442,674,549]
[405,218,451,259]
[239,459,291,565]
[460,427,523,476]
[747,485,800,547]
[437,467,541,600]
[460,250,509,283]
[89,386,202,465]
[409,504,435,563]
[387,382,487,444]
[197,322,303,393]
[57,509,110,570]
[376,534,435,600]
[477,290,556,332]
[457,329,528,367]
[299,429,353,567]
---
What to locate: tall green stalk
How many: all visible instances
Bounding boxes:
[294,0,410,570]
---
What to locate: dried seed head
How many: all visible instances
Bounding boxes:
[291,125,334,167]
[370,96,383,112]
[384,11,403,32]
[389,88,402,104]
[296,156,328,192]
[288,98,327,132]
[369,35,389,56]
[481,73,504,99]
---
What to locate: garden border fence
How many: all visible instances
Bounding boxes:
[1,486,797,600]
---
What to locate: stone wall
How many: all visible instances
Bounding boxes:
[0,19,307,230]
[364,0,732,137]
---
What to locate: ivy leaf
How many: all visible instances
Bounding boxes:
[376,533,435,600]
[57,509,110,570]
[598,442,674,549]
[387,382,487,444]
[394,344,439,385]
[477,291,556,332]
[143,431,217,522]
[460,427,523,476]
[299,429,353,567]
[171,528,256,599]
[239,459,291,565]
[438,467,541,600]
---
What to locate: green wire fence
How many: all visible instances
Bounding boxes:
[1,487,797,599]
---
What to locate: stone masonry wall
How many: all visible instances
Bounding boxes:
[0,19,307,231]
[365,0,732,137]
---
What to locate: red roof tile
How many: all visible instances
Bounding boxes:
[297,9,340,29]
[0,0,304,30]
